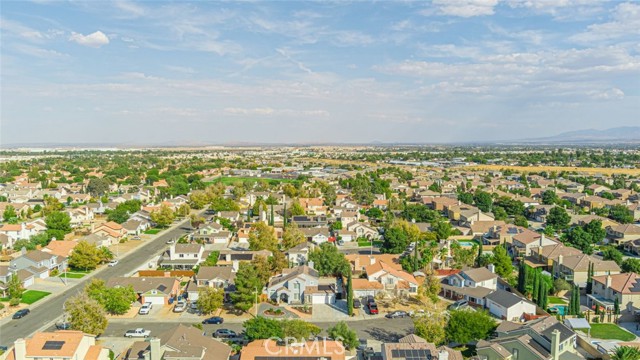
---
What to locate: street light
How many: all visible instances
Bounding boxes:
[254,287,259,317]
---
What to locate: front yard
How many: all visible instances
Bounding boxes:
[358,240,383,247]
[144,228,162,235]
[1,290,52,305]
[578,324,636,341]
[58,272,86,279]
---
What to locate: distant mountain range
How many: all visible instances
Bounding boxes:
[515,126,640,144]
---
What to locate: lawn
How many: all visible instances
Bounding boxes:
[20,290,51,304]
[58,272,85,279]
[144,229,162,235]
[358,240,383,247]
[548,296,567,304]
[206,177,299,186]
[579,324,636,341]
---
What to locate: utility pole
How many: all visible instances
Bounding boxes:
[254,287,259,317]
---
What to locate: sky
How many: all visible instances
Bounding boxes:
[1,0,639,146]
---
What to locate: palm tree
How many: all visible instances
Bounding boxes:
[612,346,640,360]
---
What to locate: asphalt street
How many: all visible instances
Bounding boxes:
[0,217,198,346]
[97,317,414,343]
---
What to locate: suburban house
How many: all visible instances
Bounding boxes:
[285,241,316,267]
[441,266,498,307]
[448,205,494,226]
[82,233,114,248]
[346,254,402,275]
[9,249,67,279]
[381,334,463,360]
[346,221,379,239]
[552,254,621,287]
[124,324,231,360]
[624,239,640,256]
[66,206,94,227]
[484,289,537,321]
[267,265,330,304]
[240,339,345,360]
[93,221,127,241]
[217,250,272,266]
[511,232,558,257]
[589,272,640,313]
[191,223,232,244]
[106,277,181,305]
[291,215,328,228]
[477,316,579,360]
[159,244,205,270]
[43,239,78,257]
[366,260,419,296]
[188,265,236,302]
[4,330,109,360]
[526,243,583,271]
[121,219,149,236]
[606,224,640,245]
[300,227,331,244]
[0,223,37,242]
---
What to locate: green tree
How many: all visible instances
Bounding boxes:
[491,245,513,279]
[2,205,18,223]
[457,192,474,205]
[614,296,620,315]
[68,240,101,271]
[45,211,72,239]
[445,310,497,344]
[432,220,452,241]
[564,226,595,255]
[87,178,110,196]
[612,346,640,360]
[327,321,359,350]
[289,200,305,216]
[541,190,559,205]
[248,222,278,251]
[553,278,572,295]
[602,246,623,265]
[546,207,571,230]
[7,273,23,300]
[532,270,540,302]
[622,258,640,273]
[610,205,634,224]
[231,263,263,312]
[64,293,108,335]
[514,215,529,228]
[107,208,130,224]
[150,204,175,228]
[197,287,224,315]
[517,262,528,294]
[474,191,493,212]
[243,316,283,340]
[346,270,354,316]
[308,243,349,276]
[201,251,220,267]
[281,222,306,250]
[189,190,210,209]
[414,314,446,345]
[281,319,321,340]
[493,206,508,220]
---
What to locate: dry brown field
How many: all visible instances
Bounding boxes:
[464,164,640,176]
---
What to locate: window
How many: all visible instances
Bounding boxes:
[512,349,519,360]
[179,254,184,258]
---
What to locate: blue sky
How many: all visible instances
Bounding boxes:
[1,0,638,145]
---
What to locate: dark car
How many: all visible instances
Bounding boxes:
[353,298,362,309]
[365,295,375,304]
[385,311,408,319]
[12,309,30,319]
[55,322,72,330]
[214,329,237,339]
[368,303,379,315]
[202,316,224,324]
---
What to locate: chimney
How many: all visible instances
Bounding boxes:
[606,275,612,288]
[232,260,239,272]
[557,255,563,265]
[438,350,449,360]
[21,247,27,256]
[487,264,495,273]
[550,329,561,360]
[369,256,376,266]
[308,261,314,270]
[150,337,161,360]
[354,256,360,271]
[14,338,26,360]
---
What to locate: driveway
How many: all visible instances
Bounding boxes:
[312,302,350,321]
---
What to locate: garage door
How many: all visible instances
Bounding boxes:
[311,294,336,304]
[143,296,166,305]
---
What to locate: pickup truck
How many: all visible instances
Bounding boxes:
[125,328,151,338]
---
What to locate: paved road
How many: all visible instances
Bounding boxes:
[97,317,413,342]
[0,217,198,346]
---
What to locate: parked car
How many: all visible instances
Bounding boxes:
[214,329,237,339]
[353,298,362,309]
[166,239,175,244]
[385,311,408,318]
[132,236,141,240]
[139,302,153,315]
[55,322,71,330]
[173,300,187,313]
[108,259,119,267]
[367,303,379,315]
[12,309,30,319]
[125,328,151,338]
[448,300,469,311]
[365,295,375,304]
[202,316,224,324]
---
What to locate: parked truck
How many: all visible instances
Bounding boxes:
[125,328,151,338]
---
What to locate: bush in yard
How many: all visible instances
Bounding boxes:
[9,298,20,306]
[446,310,497,344]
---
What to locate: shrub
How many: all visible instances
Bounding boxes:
[9,298,21,306]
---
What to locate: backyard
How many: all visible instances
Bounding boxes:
[578,324,636,341]
[548,296,567,304]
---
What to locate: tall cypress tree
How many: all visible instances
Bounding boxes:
[283,202,287,227]
[586,262,593,294]
[347,270,354,316]
[540,283,548,310]
[532,271,540,301]
[568,289,575,315]
[537,277,545,307]
[518,262,526,293]
[614,296,620,315]
[270,204,274,226]
[573,285,581,315]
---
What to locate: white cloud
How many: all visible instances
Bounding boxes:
[570,2,640,44]
[14,44,67,59]
[224,107,329,117]
[69,31,110,48]
[430,0,500,17]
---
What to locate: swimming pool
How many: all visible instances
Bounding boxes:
[548,305,567,316]
[457,241,478,247]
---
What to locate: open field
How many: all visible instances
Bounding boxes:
[464,164,640,176]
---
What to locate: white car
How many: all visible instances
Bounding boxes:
[173,300,187,313]
[166,239,175,244]
[139,302,153,315]
[108,259,119,267]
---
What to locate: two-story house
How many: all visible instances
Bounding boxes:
[552,254,620,287]
[10,249,67,279]
[442,266,498,307]
[93,221,127,242]
[285,241,316,267]
[366,260,419,296]
[5,330,109,360]
[588,272,640,313]
[267,265,320,304]
[187,266,236,302]
[159,244,204,270]
[300,227,331,244]
[606,224,640,245]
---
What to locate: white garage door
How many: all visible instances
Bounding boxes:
[311,294,335,304]
[488,301,505,319]
[144,296,166,305]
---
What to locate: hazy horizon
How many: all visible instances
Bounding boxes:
[1,1,638,146]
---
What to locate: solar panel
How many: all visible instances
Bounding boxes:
[42,341,65,350]
[157,285,167,292]
[390,348,432,360]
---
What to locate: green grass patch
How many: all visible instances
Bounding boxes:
[548,296,567,304]
[144,229,162,235]
[68,268,92,274]
[205,177,298,186]
[58,272,85,279]
[20,290,51,304]
[580,324,636,341]
[358,240,383,247]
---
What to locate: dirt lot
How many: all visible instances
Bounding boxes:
[464,164,640,176]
